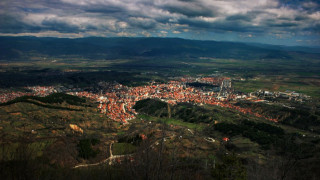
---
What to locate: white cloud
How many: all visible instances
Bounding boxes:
[141,31,151,37]
[160,30,167,34]
[309,12,320,20]
[116,31,136,37]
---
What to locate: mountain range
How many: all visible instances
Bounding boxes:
[0,36,319,61]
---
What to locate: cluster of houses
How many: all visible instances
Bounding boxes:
[1,76,308,124]
[0,91,33,103]
[179,76,224,85]
[70,78,278,123]
[249,90,311,102]
[0,86,61,103]
[25,86,59,96]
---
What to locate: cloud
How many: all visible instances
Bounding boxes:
[160,0,218,17]
[160,30,168,34]
[141,31,151,37]
[0,0,319,45]
[127,17,157,30]
[116,31,136,37]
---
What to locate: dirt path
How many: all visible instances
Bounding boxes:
[73,142,133,168]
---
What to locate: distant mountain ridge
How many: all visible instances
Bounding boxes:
[0,36,319,60]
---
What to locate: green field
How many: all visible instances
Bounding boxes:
[137,114,205,130]
[2,55,319,98]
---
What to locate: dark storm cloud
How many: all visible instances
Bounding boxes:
[0,0,319,41]
[162,3,218,17]
[127,18,157,30]
[41,19,85,33]
[268,22,299,28]
[280,0,320,11]
[226,15,253,22]
[294,15,309,21]
[0,15,42,33]
[83,5,125,14]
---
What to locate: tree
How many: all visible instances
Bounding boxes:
[211,153,247,180]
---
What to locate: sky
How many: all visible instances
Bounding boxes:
[0,0,319,46]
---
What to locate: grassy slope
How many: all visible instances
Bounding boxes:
[0,97,113,139]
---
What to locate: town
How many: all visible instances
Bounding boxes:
[0,76,310,123]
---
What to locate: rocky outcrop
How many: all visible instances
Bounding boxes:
[69,124,83,134]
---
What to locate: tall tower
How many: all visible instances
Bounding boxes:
[218,79,232,98]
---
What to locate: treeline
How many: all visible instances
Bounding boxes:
[235,101,320,133]
[0,93,86,111]
[133,98,168,117]
[133,99,214,123]
[0,70,150,88]
[174,103,213,123]
[212,120,284,149]
[35,93,86,105]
